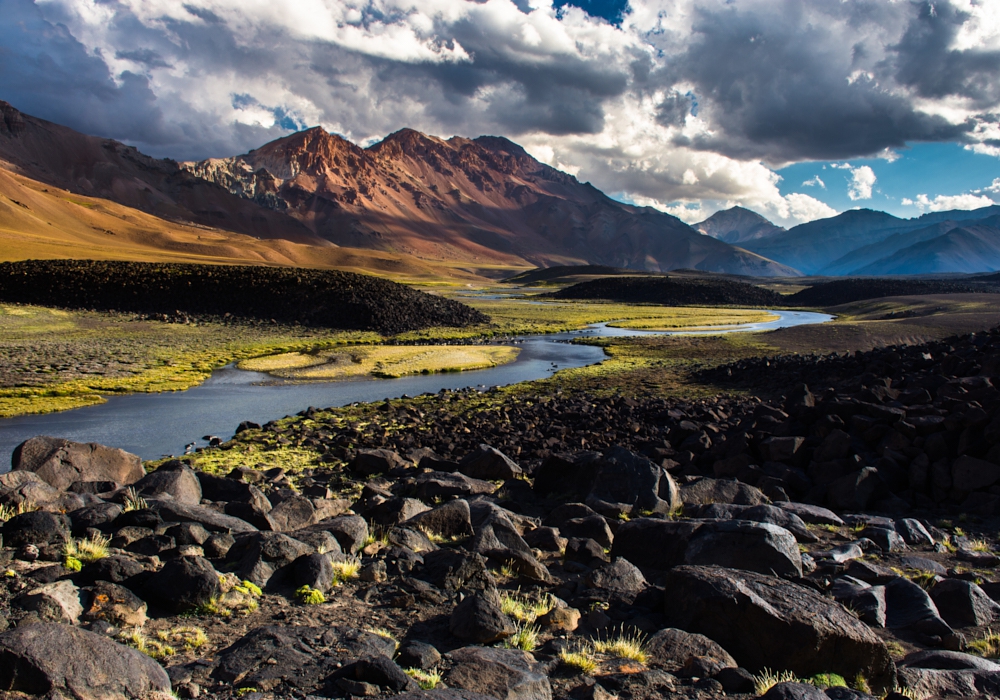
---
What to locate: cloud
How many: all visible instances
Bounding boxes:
[1,0,999,219]
[847,166,877,201]
[902,192,997,211]
[802,175,825,188]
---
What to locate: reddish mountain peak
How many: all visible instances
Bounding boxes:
[245,126,369,180]
[369,128,453,160]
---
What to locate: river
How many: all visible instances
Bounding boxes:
[0,309,831,465]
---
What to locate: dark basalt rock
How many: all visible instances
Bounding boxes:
[0,623,170,699]
[662,565,896,692]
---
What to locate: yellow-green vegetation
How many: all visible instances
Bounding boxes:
[558,647,598,674]
[234,580,263,598]
[156,626,209,651]
[367,627,398,645]
[968,538,993,553]
[852,674,871,694]
[331,556,362,584]
[117,628,175,660]
[404,669,441,690]
[122,487,148,512]
[0,501,37,522]
[295,585,326,605]
[63,556,82,572]
[397,298,785,341]
[504,623,540,652]
[753,668,798,695]
[63,533,110,564]
[592,630,648,664]
[968,630,1000,658]
[808,673,847,689]
[885,640,907,660]
[240,345,519,380]
[609,308,778,331]
[0,303,377,417]
[500,590,556,623]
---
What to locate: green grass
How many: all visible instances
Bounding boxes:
[404,668,441,690]
[239,345,520,380]
[558,647,598,674]
[63,534,110,564]
[753,668,798,695]
[500,591,555,623]
[331,556,362,584]
[504,623,540,652]
[592,630,648,664]
[968,631,1000,658]
[295,585,326,605]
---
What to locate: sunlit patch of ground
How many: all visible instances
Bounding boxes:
[239,345,520,379]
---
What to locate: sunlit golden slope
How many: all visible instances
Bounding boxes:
[0,166,484,281]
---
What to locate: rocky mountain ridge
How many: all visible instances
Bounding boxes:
[181,127,798,276]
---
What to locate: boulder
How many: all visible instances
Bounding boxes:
[585,447,680,518]
[417,549,492,591]
[560,515,614,548]
[68,503,123,535]
[449,588,514,644]
[416,471,497,500]
[16,580,84,624]
[611,518,703,570]
[895,519,934,546]
[680,478,767,506]
[584,558,648,602]
[0,623,171,699]
[951,455,1000,492]
[300,515,369,554]
[293,553,334,592]
[198,473,272,510]
[133,460,202,505]
[645,627,737,674]
[406,499,475,540]
[267,495,317,532]
[354,655,420,693]
[148,500,257,533]
[1,510,70,548]
[225,532,314,588]
[826,468,885,511]
[11,436,144,491]
[211,626,396,693]
[929,579,1000,628]
[775,502,844,527]
[352,448,408,476]
[761,683,828,700]
[830,577,887,628]
[684,520,803,577]
[143,556,222,613]
[76,555,146,586]
[444,646,552,700]
[884,577,953,637]
[662,565,895,692]
[82,580,148,627]
[396,641,442,670]
[458,445,522,481]
[896,667,1000,699]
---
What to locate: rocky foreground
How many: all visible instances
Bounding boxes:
[4,330,1000,699]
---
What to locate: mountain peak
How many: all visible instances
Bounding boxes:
[0,100,26,137]
[695,206,784,245]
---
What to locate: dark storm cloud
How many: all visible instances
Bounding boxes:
[891,1,1000,107]
[661,0,973,163]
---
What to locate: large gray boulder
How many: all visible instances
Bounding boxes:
[458,445,522,481]
[586,447,680,518]
[680,478,767,506]
[444,646,552,700]
[663,565,895,692]
[12,436,144,490]
[133,460,202,505]
[0,623,171,699]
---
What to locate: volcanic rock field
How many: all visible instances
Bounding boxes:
[2,327,1000,699]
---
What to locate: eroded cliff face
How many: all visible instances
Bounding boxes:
[181,127,798,275]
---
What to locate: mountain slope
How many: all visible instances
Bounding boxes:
[183,128,799,276]
[819,220,961,276]
[694,206,785,244]
[0,101,319,245]
[740,209,907,275]
[854,221,1000,275]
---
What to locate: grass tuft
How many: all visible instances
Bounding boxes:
[295,585,326,605]
[968,630,1000,658]
[559,647,598,675]
[0,501,38,522]
[753,668,798,695]
[117,628,176,660]
[122,487,148,512]
[331,556,362,584]
[504,623,540,652]
[592,629,648,664]
[404,668,441,690]
[500,590,556,624]
[63,533,110,564]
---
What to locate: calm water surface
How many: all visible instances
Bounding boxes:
[0,309,831,465]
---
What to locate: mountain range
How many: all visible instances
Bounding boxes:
[697,205,1000,276]
[2,97,998,278]
[0,100,793,277]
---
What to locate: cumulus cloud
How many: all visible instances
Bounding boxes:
[902,192,997,212]
[1,0,999,224]
[847,165,877,201]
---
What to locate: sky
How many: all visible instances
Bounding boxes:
[1,0,999,228]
